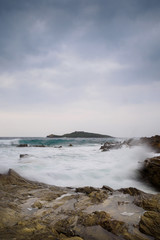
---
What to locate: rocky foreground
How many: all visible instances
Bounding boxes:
[0,169,160,240]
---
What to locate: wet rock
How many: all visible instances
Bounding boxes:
[102,185,114,192]
[101,135,160,153]
[17,144,28,147]
[76,186,98,194]
[75,187,109,203]
[139,211,160,239]
[140,156,160,190]
[59,235,83,240]
[124,135,160,153]
[20,154,30,158]
[88,190,108,203]
[100,142,123,151]
[54,216,77,237]
[134,193,160,212]
[0,207,20,228]
[69,144,73,147]
[122,138,140,147]
[0,170,158,240]
[140,135,160,153]
[32,201,43,209]
[119,187,146,196]
[0,169,33,187]
[33,145,45,147]
[119,187,160,212]
[78,211,111,227]
[78,211,129,238]
[14,219,57,240]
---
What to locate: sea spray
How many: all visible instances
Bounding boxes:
[0,137,156,193]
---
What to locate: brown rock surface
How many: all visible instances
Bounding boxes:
[139,211,160,239]
[101,135,160,153]
[0,170,159,240]
[140,135,160,153]
[140,156,160,190]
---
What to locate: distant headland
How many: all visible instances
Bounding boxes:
[46,131,113,138]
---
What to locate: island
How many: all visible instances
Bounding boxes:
[47,131,113,138]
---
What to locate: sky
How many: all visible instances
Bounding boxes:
[0,0,160,137]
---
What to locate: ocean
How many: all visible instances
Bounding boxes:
[0,137,157,193]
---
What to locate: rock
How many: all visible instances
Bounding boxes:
[33,145,45,147]
[119,187,146,196]
[122,138,142,148]
[102,185,114,192]
[139,211,160,239]
[140,135,160,153]
[78,211,111,227]
[0,207,20,228]
[100,142,123,151]
[134,193,160,212]
[140,156,160,190]
[75,186,98,194]
[69,144,73,147]
[101,135,160,153]
[124,135,160,153]
[88,190,108,203]
[0,169,159,240]
[17,144,28,147]
[60,235,83,240]
[32,201,43,209]
[0,169,33,186]
[78,211,128,238]
[20,154,30,158]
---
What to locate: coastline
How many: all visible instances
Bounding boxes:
[0,169,160,240]
[0,135,160,239]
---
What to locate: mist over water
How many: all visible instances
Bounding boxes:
[0,137,157,193]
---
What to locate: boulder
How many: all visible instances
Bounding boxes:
[140,135,160,153]
[100,142,123,151]
[76,186,98,194]
[140,156,160,190]
[20,154,30,158]
[139,211,160,239]
[33,145,45,147]
[17,144,28,147]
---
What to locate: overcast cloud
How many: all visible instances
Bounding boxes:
[0,0,160,137]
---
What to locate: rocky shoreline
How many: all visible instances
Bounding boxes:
[100,135,160,153]
[0,169,160,240]
[100,135,160,191]
[0,135,160,240]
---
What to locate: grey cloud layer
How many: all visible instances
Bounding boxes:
[1,0,160,70]
[0,0,160,136]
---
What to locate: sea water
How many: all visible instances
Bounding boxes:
[0,137,157,193]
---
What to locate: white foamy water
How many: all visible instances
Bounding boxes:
[0,138,157,193]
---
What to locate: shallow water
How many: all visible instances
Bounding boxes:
[0,137,157,193]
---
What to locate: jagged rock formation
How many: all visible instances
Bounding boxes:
[0,169,160,240]
[140,135,160,153]
[140,156,160,191]
[101,135,160,152]
[47,131,113,138]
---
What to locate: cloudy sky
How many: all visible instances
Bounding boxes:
[0,0,160,137]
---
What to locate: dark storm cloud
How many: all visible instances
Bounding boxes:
[0,0,160,72]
